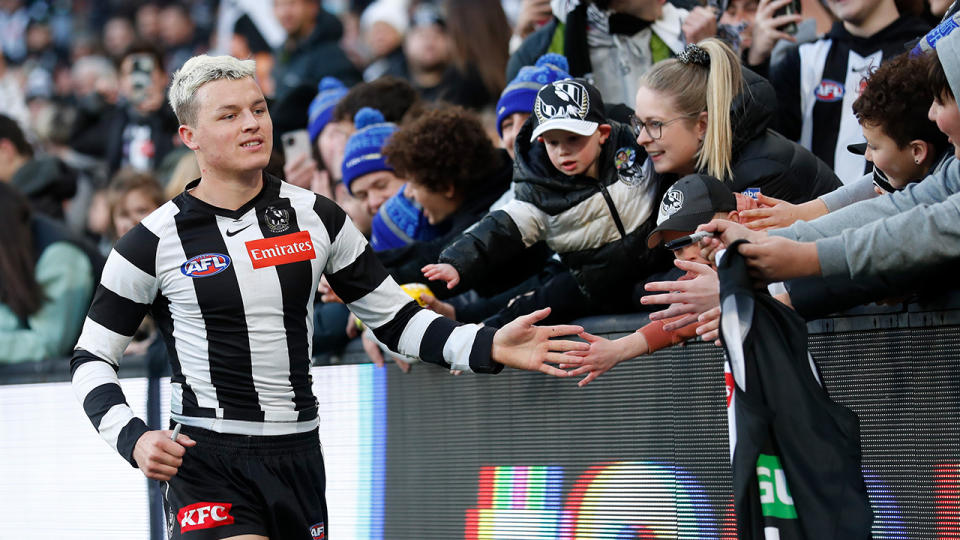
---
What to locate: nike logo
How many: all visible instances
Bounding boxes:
[226,224,253,237]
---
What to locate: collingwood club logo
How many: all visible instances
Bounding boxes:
[535,81,589,123]
[658,189,684,225]
[264,205,291,233]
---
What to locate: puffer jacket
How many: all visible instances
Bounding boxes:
[726,68,843,201]
[650,68,842,203]
[438,120,673,304]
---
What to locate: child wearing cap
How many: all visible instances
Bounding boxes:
[571,174,762,386]
[424,78,671,323]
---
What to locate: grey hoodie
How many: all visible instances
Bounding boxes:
[769,8,960,281]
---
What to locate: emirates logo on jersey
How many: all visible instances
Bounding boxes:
[177,502,235,533]
[181,253,232,278]
[246,231,316,269]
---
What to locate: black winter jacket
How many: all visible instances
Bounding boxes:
[652,68,842,203]
[727,68,842,202]
[439,121,673,304]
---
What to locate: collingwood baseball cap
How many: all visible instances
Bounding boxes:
[647,174,736,249]
[847,142,867,155]
[530,78,606,141]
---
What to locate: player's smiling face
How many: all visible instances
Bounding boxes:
[185,77,273,176]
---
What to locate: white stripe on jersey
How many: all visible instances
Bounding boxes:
[72,361,124,400]
[76,317,130,365]
[217,210,297,414]
[347,276,415,330]
[834,49,880,183]
[155,222,220,412]
[798,39,831,152]
[443,324,482,372]
[100,250,158,304]
[100,404,137,453]
[278,182,325,359]
[397,309,443,357]
[325,218,367,274]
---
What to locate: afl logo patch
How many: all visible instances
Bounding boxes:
[181,253,231,278]
[309,521,325,539]
[814,79,844,102]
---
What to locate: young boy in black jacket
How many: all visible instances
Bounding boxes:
[423,79,672,324]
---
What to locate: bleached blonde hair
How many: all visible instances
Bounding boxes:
[638,39,742,181]
[168,55,256,126]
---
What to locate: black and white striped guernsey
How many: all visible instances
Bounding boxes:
[769,17,931,183]
[71,174,499,466]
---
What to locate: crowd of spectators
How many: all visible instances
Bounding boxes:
[0,0,957,379]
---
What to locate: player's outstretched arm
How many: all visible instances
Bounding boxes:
[490,307,588,377]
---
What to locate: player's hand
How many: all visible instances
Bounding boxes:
[491,307,588,376]
[133,429,196,481]
[421,263,460,289]
[740,193,828,230]
[421,293,457,320]
[642,259,720,330]
[746,0,804,66]
[564,332,626,387]
[683,6,719,45]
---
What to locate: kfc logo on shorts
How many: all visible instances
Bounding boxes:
[177,502,234,532]
[245,231,316,269]
[310,521,326,540]
[814,79,844,102]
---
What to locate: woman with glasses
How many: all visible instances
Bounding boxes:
[631,38,841,209]
[739,52,953,231]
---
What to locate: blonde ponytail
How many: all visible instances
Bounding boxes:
[638,38,743,180]
[697,39,741,181]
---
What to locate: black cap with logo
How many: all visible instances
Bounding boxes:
[646,174,737,248]
[530,78,607,141]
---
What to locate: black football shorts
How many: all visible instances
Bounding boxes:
[162,425,328,539]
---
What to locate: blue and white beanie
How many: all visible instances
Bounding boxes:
[495,53,571,137]
[341,107,398,194]
[370,184,442,251]
[307,77,348,142]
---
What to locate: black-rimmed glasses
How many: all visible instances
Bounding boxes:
[629,114,698,140]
